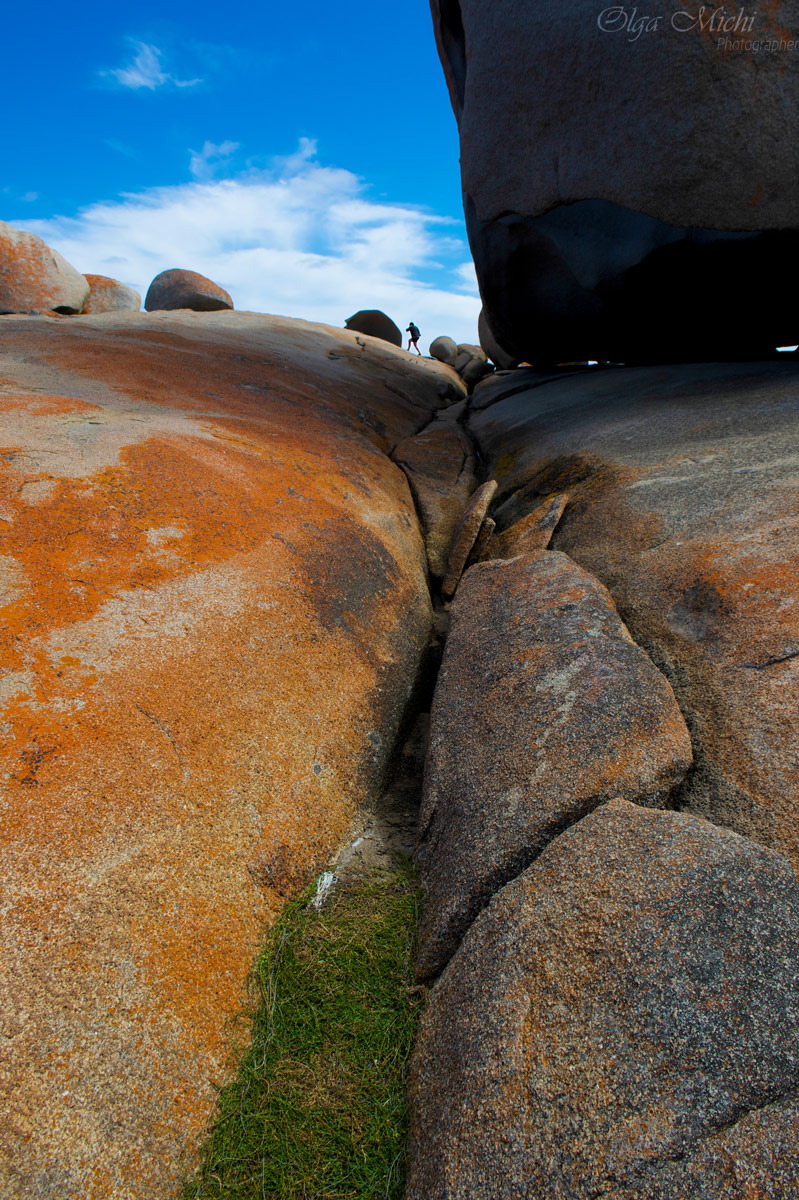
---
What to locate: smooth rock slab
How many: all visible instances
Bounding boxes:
[408,800,799,1200]
[0,309,458,1199]
[0,220,89,315]
[144,268,233,312]
[416,551,692,979]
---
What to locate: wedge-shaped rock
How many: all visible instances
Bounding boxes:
[415,551,692,979]
[440,478,497,599]
[481,492,569,559]
[408,800,799,1200]
[391,420,477,579]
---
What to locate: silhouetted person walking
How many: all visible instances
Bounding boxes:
[406,321,421,355]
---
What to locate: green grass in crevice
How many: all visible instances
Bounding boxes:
[183,862,423,1200]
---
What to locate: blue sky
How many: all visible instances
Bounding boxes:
[5,1,481,344]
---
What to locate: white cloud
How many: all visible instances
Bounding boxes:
[14,146,482,348]
[105,42,201,91]
[189,141,241,182]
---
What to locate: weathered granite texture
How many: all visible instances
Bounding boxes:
[408,800,799,1199]
[0,219,89,315]
[440,478,497,598]
[82,275,141,314]
[0,310,457,1199]
[469,360,799,876]
[415,553,692,979]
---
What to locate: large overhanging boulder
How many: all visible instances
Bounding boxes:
[431,0,799,364]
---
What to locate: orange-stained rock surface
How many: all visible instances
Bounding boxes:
[0,310,458,1199]
[469,361,799,874]
[83,274,141,314]
[0,219,89,315]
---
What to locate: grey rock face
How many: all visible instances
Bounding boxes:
[343,309,402,347]
[0,220,89,315]
[408,800,799,1199]
[416,552,692,980]
[431,0,799,362]
[144,269,233,312]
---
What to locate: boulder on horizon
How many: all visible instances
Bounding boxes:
[144,268,233,312]
[0,219,89,315]
[83,274,141,314]
[344,309,403,347]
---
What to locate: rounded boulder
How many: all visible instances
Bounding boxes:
[144,269,233,313]
[429,336,458,366]
[83,275,142,314]
[0,219,89,315]
[344,309,403,347]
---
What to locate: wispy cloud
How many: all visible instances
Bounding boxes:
[189,141,241,182]
[105,42,201,91]
[14,144,481,346]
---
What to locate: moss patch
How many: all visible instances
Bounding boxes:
[184,862,422,1199]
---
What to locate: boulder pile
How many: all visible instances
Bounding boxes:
[430,334,495,391]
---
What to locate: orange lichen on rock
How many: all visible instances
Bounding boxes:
[0,219,89,314]
[0,310,461,1199]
